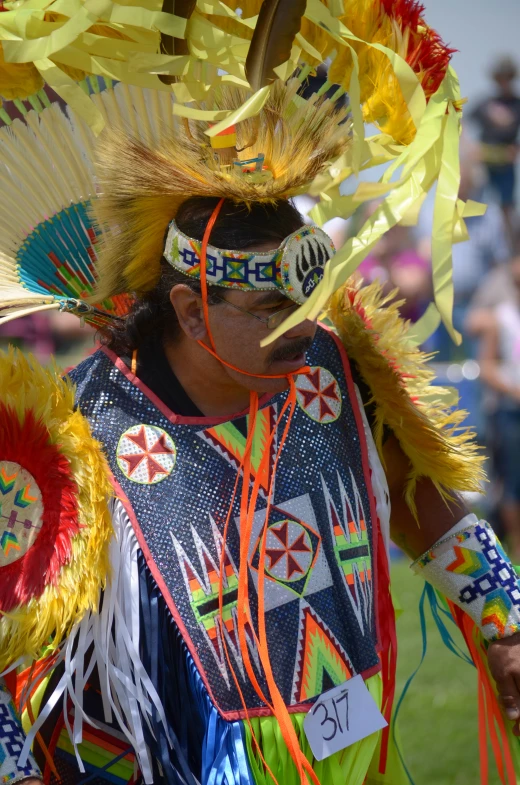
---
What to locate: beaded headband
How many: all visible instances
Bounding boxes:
[163,222,336,305]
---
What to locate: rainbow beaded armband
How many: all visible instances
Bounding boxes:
[412,514,520,641]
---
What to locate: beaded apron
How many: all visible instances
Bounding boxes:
[69,327,382,720]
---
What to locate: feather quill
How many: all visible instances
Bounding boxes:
[245,0,307,91]
[159,0,197,85]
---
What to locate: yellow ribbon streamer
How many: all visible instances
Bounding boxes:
[3,0,113,62]
[263,157,437,346]
[406,302,441,347]
[205,85,270,136]
[303,0,426,132]
[431,103,461,344]
[34,56,105,134]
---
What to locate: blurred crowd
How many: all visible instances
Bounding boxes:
[2,56,520,554]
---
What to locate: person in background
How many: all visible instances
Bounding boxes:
[471,57,520,239]
[477,242,520,563]
[356,212,431,323]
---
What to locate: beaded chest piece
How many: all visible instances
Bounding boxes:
[70,328,382,720]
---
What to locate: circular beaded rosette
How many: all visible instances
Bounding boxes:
[0,349,112,669]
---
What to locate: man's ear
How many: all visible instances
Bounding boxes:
[169,284,207,340]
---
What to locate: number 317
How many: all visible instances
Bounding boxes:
[312,689,349,742]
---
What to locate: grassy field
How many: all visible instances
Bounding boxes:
[392,558,503,785]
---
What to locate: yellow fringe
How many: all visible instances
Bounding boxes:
[328,280,485,516]
[206,0,447,145]
[0,349,113,671]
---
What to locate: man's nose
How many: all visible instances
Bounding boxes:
[282,316,318,340]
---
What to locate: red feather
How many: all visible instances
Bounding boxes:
[381,0,456,98]
[0,405,80,612]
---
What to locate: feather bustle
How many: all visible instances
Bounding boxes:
[0,349,112,671]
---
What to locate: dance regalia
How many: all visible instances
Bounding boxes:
[0,1,518,783]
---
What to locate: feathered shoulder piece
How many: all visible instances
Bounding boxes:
[0,349,113,671]
[328,280,485,515]
[92,78,350,300]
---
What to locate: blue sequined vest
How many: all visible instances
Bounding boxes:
[69,327,382,721]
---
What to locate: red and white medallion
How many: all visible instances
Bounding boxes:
[295,366,341,424]
[117,425,176,485]
[264,519,313,583]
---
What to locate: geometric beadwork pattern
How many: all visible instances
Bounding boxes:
[70,326,380,717]
[116,424,176,485]
[171,517,261,687]
[291,603,353,703]
[321,470,373,633]
[263,519,313,583]
[198,405,277,498]
[414,519,520,641]
[0,462,43,567]
[295,367,342,424]
[164,221,335,305]
[246,496,333,612]
[0,684,41,783]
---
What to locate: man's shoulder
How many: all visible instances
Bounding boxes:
[67,347,114,401]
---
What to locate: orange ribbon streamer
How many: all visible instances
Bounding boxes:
[197,199,319,784]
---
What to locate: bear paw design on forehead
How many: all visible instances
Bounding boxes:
[281,227,335,303]
[295,235,331,299]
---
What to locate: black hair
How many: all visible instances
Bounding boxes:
[99,197,304,356]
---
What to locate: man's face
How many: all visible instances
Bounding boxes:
[206,288,318,394]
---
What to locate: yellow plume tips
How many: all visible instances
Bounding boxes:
[0,348,113,671]
[328,279,485,516]
[90,79,351,301]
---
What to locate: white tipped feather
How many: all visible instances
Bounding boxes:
[0,81,176,326]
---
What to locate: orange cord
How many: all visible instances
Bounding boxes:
[199,199,224,354]
[196,199,317,783]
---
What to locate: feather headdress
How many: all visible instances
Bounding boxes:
[92,78,350,300]
[0,0,479,344]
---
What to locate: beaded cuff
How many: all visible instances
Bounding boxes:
[412,514,520,641]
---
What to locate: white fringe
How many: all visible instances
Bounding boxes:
[354,385,392,562]
[19,498,171,784]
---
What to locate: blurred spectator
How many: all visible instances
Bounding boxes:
[415,156,510,360]
[0,310,95,366]
[356,214,431,322]
[470,57,520,238]
[476,244,520,561]
[0,313,55,364]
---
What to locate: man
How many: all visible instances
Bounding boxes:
[471,57,520,237]
[1,13,520,785]
[4,182,520,784]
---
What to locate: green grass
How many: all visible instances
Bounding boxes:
[392,559,502,785]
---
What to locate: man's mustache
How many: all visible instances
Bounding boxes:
[268,336,314,363]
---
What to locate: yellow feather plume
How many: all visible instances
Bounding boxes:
[328,280,485,516]
[0,349,113,671]
[206,0,452,145]
[91,78,351,301]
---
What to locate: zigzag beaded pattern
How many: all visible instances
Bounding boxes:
[416,521,520,641]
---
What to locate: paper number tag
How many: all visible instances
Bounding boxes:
[303,675,388,762]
